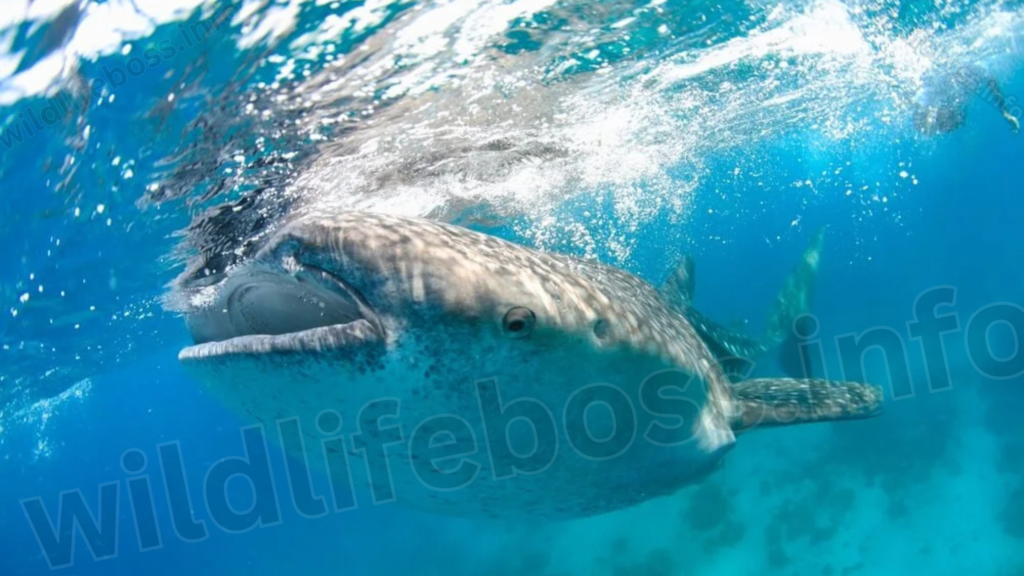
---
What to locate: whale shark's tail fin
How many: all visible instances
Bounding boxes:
[730,378,882,431]
[763,227,824,346]
[765,227,824,378]
[675,228,824,378]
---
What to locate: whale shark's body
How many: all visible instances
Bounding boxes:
[176,212,880,519]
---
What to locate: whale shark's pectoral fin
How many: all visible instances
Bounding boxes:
[729,378,882,432]
[660,255,695,310]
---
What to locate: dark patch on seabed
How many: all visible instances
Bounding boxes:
[461,364,1021,575]
[479,549,559,576]
[819,387,962,518]
[610,549,677,576]
[718,378,959,569]
[762,481,859,572]
[682,484,747,553]
[979,373,1024,551]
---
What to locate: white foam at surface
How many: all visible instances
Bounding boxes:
[0,378,92,460]
[0,0,207,105]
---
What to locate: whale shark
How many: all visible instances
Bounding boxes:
[175,212,881,520]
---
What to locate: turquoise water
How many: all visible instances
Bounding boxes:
[2,0,1024,573]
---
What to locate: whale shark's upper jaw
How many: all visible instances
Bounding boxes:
[179,261,385,360]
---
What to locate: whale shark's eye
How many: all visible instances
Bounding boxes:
[502,307,535,338]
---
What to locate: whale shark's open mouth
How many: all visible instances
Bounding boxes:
[179,263,385,360]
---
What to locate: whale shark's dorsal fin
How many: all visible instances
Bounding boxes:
[659,255,695,310]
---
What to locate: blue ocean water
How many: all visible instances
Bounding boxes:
[2,0,1024,574]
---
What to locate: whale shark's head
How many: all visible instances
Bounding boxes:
[176,212,721,420]
[179,212,650,366]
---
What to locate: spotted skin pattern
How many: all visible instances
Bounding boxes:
[731,378,883,431]
[178,213,880,520]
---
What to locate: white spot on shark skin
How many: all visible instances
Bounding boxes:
[698,357,712,374]
[697,408,733,452]
[410,261,425,302]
